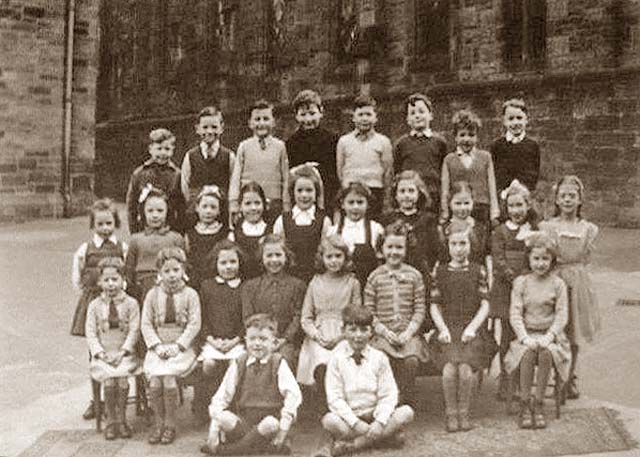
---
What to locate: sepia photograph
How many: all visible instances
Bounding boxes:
[1,0,640,456]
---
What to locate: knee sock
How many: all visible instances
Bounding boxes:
[104,385,118,426]
[117,384,130,424]
[458,364,474,416]
[402,357,419,397]
[163,387,179,428]
[520,350,536,400]
[442,363,458,416]
[148,386,164,427]
[569,344,579,381]
[535,349,553,402]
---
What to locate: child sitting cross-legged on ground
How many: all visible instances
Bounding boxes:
[201,313,302,455]
[314,305,414,457]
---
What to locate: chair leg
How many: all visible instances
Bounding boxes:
[91,379,102,432]
[136,376,146,417]
[554,369,562,419]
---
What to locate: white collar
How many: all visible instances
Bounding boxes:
[215,276,241,288]
[246,354,272,366]
[450,216,476,228]
[200,140,220,158]
[505,220,520,230]
[410,128,433,138]
[93,233,118,248]
[343,218,365,229]
[195,221,223,235]
[506,131,526,144]
[241,220,267,236]
[400,208,418,216]
[292,205,316,219]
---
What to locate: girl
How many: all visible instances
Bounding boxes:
[71,198,127,420]
[125,187,185,306]
[539,175,599,399]
[504,232,571,429]
[85,257,140,440]
[491,180,537,399]
[297,235,361,389]
[439,181,492,283]
[273,164,332,283]
[381,170,440,277]
[328,182,384,290]
[229,181,272,280]
[429,227,497,433]
[141,247,201,445]
[364,221,426,404]
[241,234,306,370]
[193,240,246,422]
[185,185,228,290]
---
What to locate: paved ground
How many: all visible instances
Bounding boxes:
[1,215,639,456]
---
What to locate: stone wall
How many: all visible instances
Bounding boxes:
[0,0,99,222]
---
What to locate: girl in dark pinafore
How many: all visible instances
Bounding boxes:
[185,185,229,291]
[71,198,127,420]
[273,165,331,283]
[429,226,497,433]
[229,181,272,280]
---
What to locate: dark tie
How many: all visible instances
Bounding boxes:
[108,298,119,329]
[259,137,267,150]
[164,292,176,324]
[352,351,364,365]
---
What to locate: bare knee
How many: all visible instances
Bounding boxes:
[149,376,162,388]
[103,378,116,388]
[459,363,473,380]
[215,411,240,431]
[404,357,420,371]
[395,405,415,425]
[257,416,279,436]
[117,377,129,389]
[442,363,457,380]
[163,376,178,389]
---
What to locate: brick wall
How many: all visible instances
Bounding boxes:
[0,0,99,222]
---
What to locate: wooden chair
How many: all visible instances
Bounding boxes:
[91,372,148,432]
[506,366,564,419]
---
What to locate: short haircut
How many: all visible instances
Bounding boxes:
[353,94,377,110]
[156,247,187,269]
[342,305,373,327]
[502,98,528,115]
[149,128,175,144]
[314,234,354,273]
[244,313,278,334]
[197,105,224,122]
[525,231,558,270]
[97,257,125,276]
[407,93,433,112]
[391,169,431,211]
[251,99,274,113]
[206,239,246,278]
[258,233,296,270]
[293,89,323,113]
[444,220,472,242]
[89,198,121,229]
[451,109,482,134]
[376,219,410,252]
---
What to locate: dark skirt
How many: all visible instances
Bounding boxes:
[490,275,512,319]
[70,287,100,337]
[428,324,497,372]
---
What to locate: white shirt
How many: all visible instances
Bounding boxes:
[200,140,220,159]
[71,234,128,290]
[328,219,384,253]
[506,131,526,144]
[326,341,398,427]
[228,220,268,242]
[455,146,475,169]
[272,205,332,236]
[208,354,302,431]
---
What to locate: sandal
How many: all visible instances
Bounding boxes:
[160,427,176,445]
[104,423,119,441]
[148,426,164,445]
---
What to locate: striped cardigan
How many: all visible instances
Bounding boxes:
[363,263,426,336]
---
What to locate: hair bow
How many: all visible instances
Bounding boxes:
[500,179,530,201]
[138,183,155,203]
[197,184,223,201]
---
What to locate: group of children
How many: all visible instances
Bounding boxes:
[70,89,600,455]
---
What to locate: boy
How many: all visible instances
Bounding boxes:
[229,99,290,224]
[286,89,339,214]
[201,314,302,455]
[490,98,540,195]
[315,306,414,457]
[336,94,393,221]
[181,106,236,222]
[440,109,499,226]
[125,128,185,233]
[393,93,447,213]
